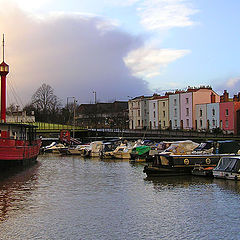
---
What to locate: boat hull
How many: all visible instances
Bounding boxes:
[213,171,240,180]
[143,154,230,177]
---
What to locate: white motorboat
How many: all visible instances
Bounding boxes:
[213,156,240,180]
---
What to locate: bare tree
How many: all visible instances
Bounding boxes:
[31,83,61,113]
[7,103,16,114]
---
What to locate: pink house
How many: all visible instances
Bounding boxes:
[180,86,220,130]
[219,90,240,134]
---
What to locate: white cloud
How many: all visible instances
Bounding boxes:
[0,6,150,105]
[0,0,53,12]
[226,77,240,88]
[124,47,190,79]
[138,0,198,31]
[103,0,139,7]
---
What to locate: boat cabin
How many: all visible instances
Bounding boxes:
[213,156,240,180]
[0,123,38,143]
[214,157,240,173]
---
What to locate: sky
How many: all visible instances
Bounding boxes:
[0,0,240,107]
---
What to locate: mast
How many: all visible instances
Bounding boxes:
[0,34,9,122]
[2,34,4,62]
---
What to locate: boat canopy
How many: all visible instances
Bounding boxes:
[214,157,240,173]
[163,140,199,155]
[132,146,151,156]
[216,140,240,154]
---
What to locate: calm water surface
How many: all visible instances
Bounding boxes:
[0,154,240,240]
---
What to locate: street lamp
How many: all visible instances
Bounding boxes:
[66,97,77,138]
[93,91,96,104]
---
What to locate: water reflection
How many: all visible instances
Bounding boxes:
[1,155,240,240]
[0,163,40,221]
[213,178,240,194]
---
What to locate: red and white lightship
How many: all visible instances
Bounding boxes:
[0,34,41,168]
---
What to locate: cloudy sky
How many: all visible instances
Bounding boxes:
[0,0,240,107]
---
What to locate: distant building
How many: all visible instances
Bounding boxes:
[158,95,170,130]
[196,104,207,130]
[207,102,220,130]
[128,96,151,129]
[180,86,220,130]
[169,92,181,129]
[6,110,35,123]
[190,86,220,129]
[77,101,128,129]
[180,91,193,130]
[219,90,240,134]
[149,95,160,129]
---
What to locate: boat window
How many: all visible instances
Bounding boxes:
[234,161,240,172]
[215,158,237,171]
[225,159,238,172]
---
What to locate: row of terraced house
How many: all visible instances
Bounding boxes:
[128,86,240,135]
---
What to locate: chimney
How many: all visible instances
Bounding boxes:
[220,96,224,103]
[222,90,229,102]
[233,95,238,102]
[211,93,216,103]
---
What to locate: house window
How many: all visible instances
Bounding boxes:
[138,110,140,117]
[138,102,140,107]
[163,111,166,117]
[174,109,177,117]
[153,103,156,109]
[226,109,229,116]
[163,102,165,107]
[138,120,140,126]
[154,121,156,127]
[200,109,203,117]
[174,99,177,106]
[186,119,189,127]
[174,120,177,127]
[186,98,189,104]
[200,120,203,127]
[153,111,156,118]
[212,109,215,116]
[186,108,189,116]
[213,119,215,126]
[163,121,166,127]
[226,120,229,128]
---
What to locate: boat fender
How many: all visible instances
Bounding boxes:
[184,158,189,165]
[206,158,211,165]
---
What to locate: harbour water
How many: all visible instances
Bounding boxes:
[0,155,240,240]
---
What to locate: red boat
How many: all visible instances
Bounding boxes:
[0,35,41,169]
[0,123,41,160]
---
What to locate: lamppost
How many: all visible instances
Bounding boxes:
[93,91,96,104]
[16,105,19,123]
[67,97,77,138]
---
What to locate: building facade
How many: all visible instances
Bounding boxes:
[207,103,220,130]
[128,96,150,129]
[180,92,193,130]
[195,104,207,130]
[192,87,220,129]
[158,96,169,130]
[149,98,159,129]
[169,93,181,129]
